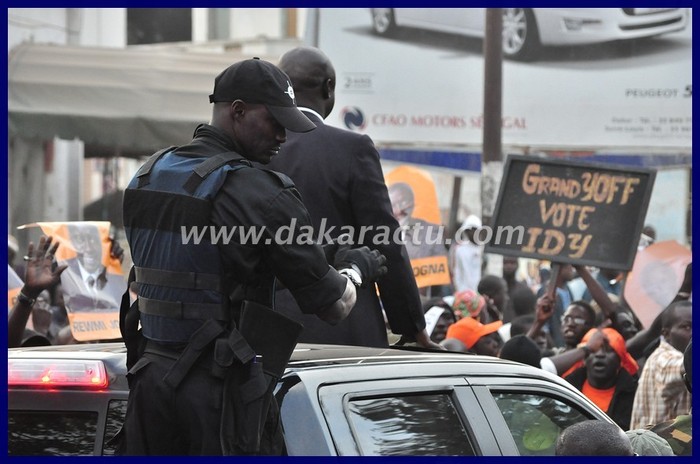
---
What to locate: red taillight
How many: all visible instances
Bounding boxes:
[8,359,109,389]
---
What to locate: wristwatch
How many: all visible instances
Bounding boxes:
[338,266,363,288]
[17,290,36,306]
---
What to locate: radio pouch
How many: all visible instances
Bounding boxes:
[238,300,303,379]
[220,300,303,455]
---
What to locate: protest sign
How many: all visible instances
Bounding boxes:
[485,155,655,270]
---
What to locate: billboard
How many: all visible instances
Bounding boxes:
[317,8,692,150]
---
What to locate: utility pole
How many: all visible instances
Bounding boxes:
[482,8,504,275]
[313,8,320,47]
[66,9,81,45]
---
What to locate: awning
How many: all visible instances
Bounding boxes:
[8,42,272,155]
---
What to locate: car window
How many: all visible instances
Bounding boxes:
[491,392,589,456]
[8,411,98,455]
[346,393,475,456]
[102,400,128,455]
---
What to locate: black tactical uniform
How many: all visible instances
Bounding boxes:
[119,59,367,455]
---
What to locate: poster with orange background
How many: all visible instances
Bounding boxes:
[17,221,124,341]
[385,165,451,289]
[385,165,442,224]
[23,221,123,276]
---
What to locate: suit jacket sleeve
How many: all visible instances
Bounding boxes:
[349,135,426,337]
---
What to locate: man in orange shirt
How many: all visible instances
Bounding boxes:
[563,328,639,430]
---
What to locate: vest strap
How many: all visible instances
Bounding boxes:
[161,319,226,389]
[136,146,177,188]
[183,152,249,194]
[135,266,221,292]
[139,296,229,320]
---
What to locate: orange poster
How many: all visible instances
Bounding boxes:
[386,165,441,224]
[411,256,451,289]
[624,240,691,328]
[386,165,450,288]
[19,221,125,341]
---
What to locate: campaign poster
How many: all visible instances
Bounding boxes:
[27,221,126,341]
[386,165,451,288]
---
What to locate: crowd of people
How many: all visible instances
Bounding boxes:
[7,46,692,457]
[418,240,691,456]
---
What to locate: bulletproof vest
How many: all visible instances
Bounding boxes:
[123,147,249,343]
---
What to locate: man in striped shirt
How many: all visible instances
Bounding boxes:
[630,300,692,429]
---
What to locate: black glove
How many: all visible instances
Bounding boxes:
[321,233,352,265]
[333,245,388,288]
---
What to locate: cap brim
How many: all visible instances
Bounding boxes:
[266,105,316,133]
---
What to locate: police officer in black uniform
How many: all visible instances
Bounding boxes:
[120,58,387,455]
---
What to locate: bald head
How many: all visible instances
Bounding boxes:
[556,420,634,456]
[278,46,336,117]
[388,182,415,224]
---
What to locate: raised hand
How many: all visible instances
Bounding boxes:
[23,236,68,298]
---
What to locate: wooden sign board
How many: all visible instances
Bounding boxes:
[484,155,655,270]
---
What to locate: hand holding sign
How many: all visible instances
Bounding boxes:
[535,294,555,324]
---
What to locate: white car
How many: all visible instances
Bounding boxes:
[9,343,616,456]
[370,8,689,61]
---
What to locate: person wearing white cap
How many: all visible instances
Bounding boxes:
[450,214,483,293]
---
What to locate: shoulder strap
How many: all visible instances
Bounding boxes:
[183,151,251,194]
[262,169,295,189]
[136,146,177,188]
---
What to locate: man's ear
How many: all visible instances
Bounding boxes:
[229,100,246,120]
[322,78,334,99]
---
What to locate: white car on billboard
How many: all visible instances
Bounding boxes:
[370,8,689,61]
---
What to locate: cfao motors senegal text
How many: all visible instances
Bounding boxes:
[181,219,527,247]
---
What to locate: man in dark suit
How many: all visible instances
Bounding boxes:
[266,46,439,349]
[60,223,126,312]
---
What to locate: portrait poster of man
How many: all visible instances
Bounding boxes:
[24,221,126,341]
[386,165,450,289]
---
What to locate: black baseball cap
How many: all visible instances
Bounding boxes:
[209,57,316,133]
